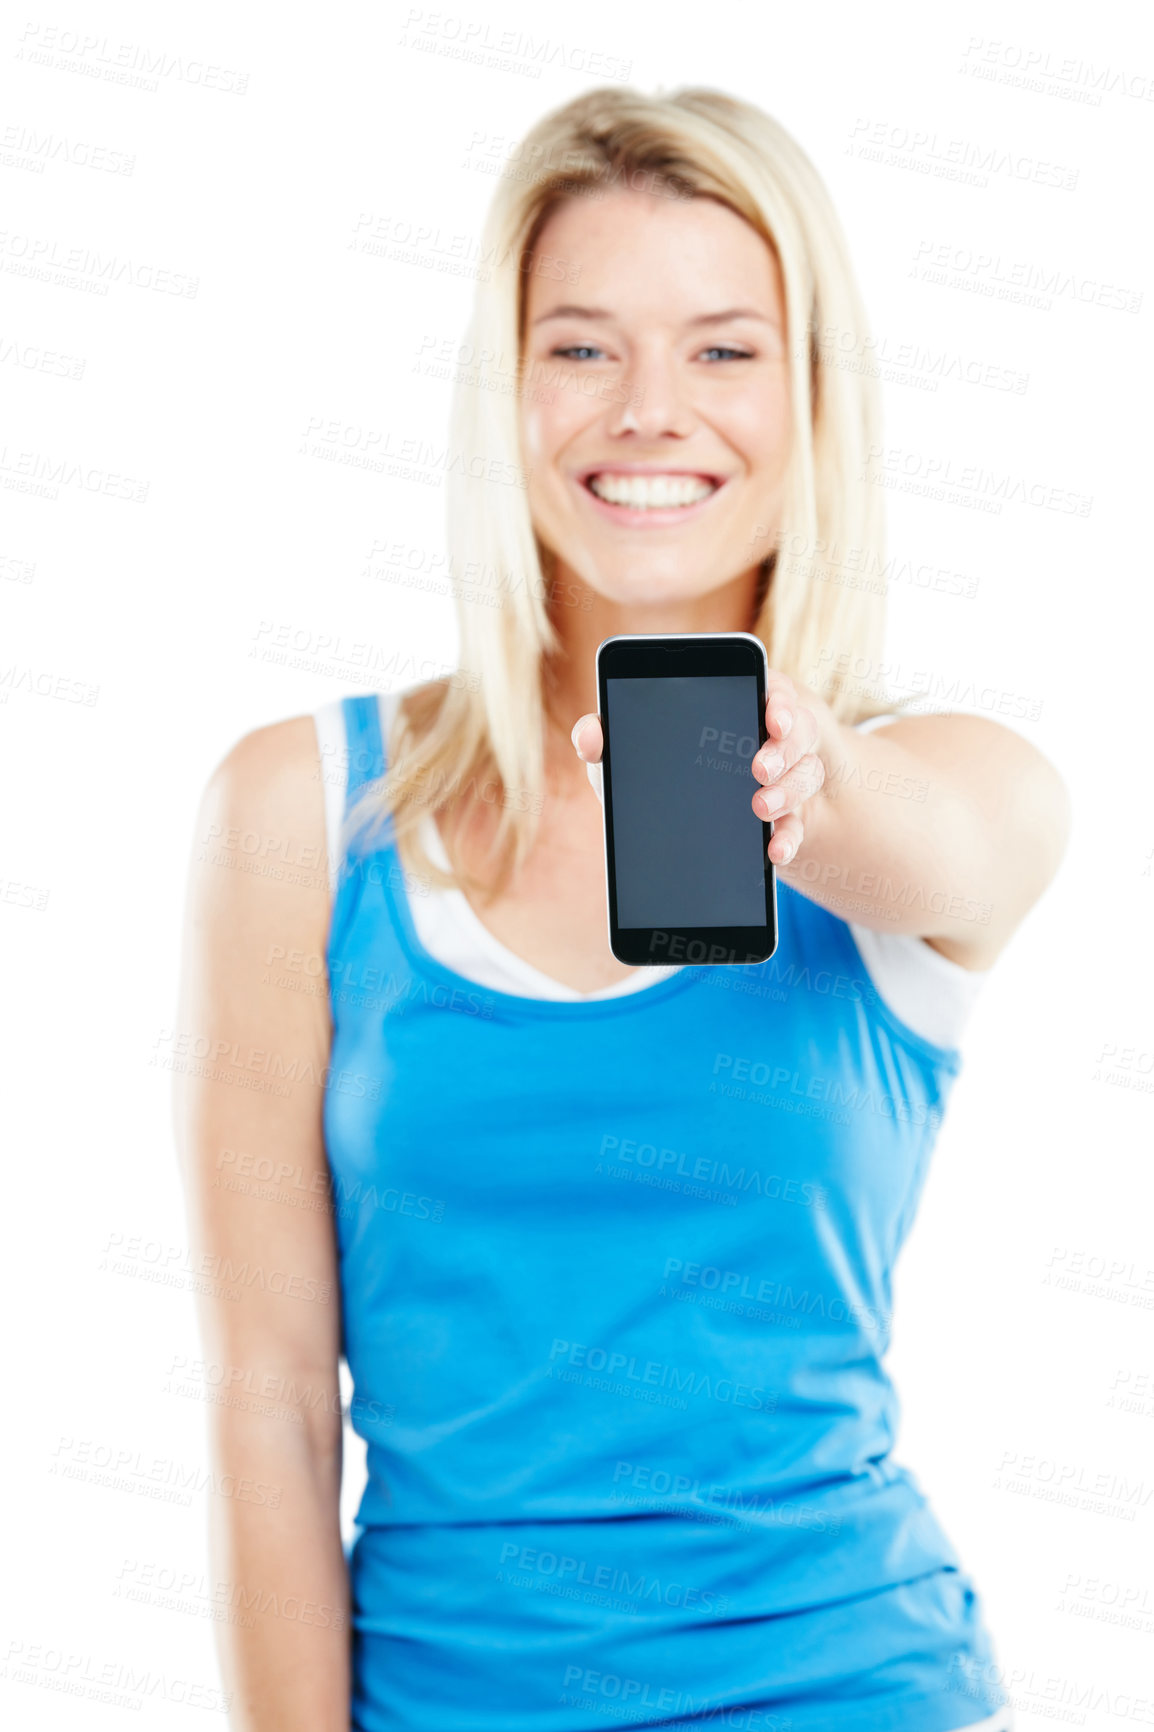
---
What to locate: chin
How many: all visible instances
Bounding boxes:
[578,561,734,609]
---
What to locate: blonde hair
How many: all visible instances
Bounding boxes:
[351,84,896,900]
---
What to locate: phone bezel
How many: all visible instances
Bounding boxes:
[595,631,779,968]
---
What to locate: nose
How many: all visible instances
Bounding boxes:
[608,341,695,440]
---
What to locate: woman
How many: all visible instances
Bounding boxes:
[176,86,1068,1731]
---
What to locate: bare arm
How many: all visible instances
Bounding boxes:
[173,716,349,1730]
[770,683,1071,968]
[572,675,1071,970]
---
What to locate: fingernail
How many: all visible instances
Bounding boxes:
[571,719,585,756]
[771,709,792,739]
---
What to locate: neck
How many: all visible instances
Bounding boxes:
[541,556,767,736]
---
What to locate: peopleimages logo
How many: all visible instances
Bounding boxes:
[596,1135,828,1206]
[547,1339,774,1411]
[609,1460,844,1537]
[496,1543,731,1615]
[711,1056,941,1128]
[559,1662,792,1729]
[660,1259,890,1335]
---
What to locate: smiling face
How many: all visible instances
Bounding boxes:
[520,187,793,613]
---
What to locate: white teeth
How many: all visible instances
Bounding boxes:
[587,472,717,509]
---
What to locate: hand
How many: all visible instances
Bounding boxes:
[570,670,824,867]
[749,672,825,865]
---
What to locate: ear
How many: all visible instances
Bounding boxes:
[586,760,603,806]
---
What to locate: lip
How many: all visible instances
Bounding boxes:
[574,464,729,528]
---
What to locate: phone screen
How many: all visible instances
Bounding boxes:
[605,673,767,928]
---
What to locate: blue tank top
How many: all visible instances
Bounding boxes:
[324,693,1008,1732]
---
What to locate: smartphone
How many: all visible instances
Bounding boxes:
[596,632,778,968]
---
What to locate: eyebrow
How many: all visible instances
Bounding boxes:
[531,305,777,327]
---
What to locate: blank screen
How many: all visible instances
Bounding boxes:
[606,674,768,928]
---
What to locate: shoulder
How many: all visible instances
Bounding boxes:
[203,713,326,842]
[190,713,331,924]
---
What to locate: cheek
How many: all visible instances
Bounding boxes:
[520,401,549,465]
[722,376,792,475]
[521,364,597,468]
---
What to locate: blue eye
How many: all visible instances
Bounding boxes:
[548,343,753,363]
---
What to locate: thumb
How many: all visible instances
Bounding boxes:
[571,713,604,807]
[570,714,603,762]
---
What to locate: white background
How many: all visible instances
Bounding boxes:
[2,0,1152,1725]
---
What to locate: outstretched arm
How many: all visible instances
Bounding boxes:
[572,673,1070,970]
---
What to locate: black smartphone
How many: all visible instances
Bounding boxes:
[596,632,778,968]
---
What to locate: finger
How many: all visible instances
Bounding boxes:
[751,705,819,787]
[764,810,803,866]
[752,752,826,821]
[763,673,798,743]
[571,713,603,763]
[586,760,604,806]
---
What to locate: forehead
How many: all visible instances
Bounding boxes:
[524,188,783,324]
